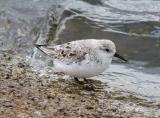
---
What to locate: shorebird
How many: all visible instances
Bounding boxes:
[35,39,127,82]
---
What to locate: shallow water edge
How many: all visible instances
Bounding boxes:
[0,52,159,118]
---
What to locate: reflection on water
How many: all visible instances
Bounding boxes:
[0,0,160,116]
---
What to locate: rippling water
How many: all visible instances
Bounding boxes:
[0,0,160,116]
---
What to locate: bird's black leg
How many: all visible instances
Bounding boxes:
[74,77,84,84]
[83,78,89,83]
[83,78,95,91]
[74,77,79,82]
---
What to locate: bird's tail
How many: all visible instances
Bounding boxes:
[34,44,55,56]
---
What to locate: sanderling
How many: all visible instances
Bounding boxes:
[35,39,127,81]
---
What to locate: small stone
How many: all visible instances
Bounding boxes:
[97,108,103,113]
[85,105,94,109]
[17,62,25,68]
[34,111,42,117]
[2,100,13,107]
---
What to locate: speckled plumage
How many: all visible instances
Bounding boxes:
[35,39,116,78]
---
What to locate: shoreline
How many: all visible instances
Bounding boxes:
[0,52,157,118]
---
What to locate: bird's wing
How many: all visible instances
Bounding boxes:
[34,43,91,64]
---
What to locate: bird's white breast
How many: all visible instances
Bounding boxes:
[54,59,111,78]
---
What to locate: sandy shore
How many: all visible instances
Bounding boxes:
[0,52,157,118]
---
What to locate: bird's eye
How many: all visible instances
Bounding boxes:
[105,49,110,52]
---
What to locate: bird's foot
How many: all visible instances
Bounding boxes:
[74,77,103,91]
[83,78,89,83]
[74,77,83,84]
[83,83,95,91]
[83,78,104,91]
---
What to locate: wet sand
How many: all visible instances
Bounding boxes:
[0,52,158,118]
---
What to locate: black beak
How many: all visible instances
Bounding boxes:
[114,53,128,62]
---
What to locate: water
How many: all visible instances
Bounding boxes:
[0,0,160,116]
